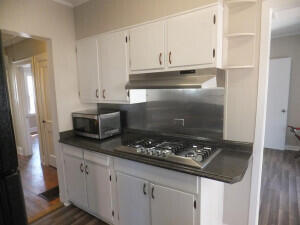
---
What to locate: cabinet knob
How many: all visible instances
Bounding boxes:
[85,165,89,175]
[143,183,147,195]
[80,163,84,173]
[102,89,106,99]
[159,52,162,65]
[96,89,99,98]
[151,186,155,199]
[168,51,172,64]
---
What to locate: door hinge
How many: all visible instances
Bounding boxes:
[75,47,77,53]
[109,175,112,181]
[128,35,130,41]
[78,91,80,97]
[213,48,216,58]
[112,210,115,217]
[194,200,197,209]
[115,175,117,182]
[213,14,216,24]
[118,213,120,220]
[125,36,128,43]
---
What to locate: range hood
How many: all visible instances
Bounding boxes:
[126,68,225,89]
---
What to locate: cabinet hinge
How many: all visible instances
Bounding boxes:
[194,200,197,209]
[109,175,112,181]
[118,213,120,220]
[115,175,117,182]
[213,49,216,58]
[213,14,216,24]
[75,47,77,53]
[78,91,80,97]
[112,210,115,217]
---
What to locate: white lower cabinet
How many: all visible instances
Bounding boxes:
[116,173,151,225]
[85,154,113,223]
[116,172,196,225]
[151,184,195,225]
[63,147,87,209]
[63,145,114,224]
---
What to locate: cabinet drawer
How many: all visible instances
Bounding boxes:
[84,150,110,167]
[63,144,84,159]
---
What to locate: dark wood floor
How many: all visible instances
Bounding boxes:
[259,148,300,225]
[31,205,107,225]
[18,135,62,223]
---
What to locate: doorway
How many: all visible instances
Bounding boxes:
[258,5,300,225]
[1,31,62,223]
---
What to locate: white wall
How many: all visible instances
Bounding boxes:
[0,0,95,203]
[0,0,94,132]
[270,34,300,148]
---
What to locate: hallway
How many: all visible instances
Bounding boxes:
[18,135,62,223]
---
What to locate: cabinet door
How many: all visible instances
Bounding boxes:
[116,173,151,225]
[85,159,113,223]
[167,7,216,68]
[76,37,101,103]
[64,149,87,209]
[129,21,165,71]
[151,184,195,225]
[98,31,129,102]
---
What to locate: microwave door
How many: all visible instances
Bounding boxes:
[73,116,100,139]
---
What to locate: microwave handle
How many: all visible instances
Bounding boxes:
[103,129,120,136]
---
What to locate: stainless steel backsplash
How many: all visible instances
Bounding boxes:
[98,88,224,139]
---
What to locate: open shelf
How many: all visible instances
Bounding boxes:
[225,33,255,38]
[223,65,254,69]
[225,0,257,6]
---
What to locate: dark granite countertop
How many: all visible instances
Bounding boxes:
[59,130,252,184]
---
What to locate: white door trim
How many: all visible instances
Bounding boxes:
[249,1,300,225]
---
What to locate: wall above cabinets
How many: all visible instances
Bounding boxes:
[76,3,223,104]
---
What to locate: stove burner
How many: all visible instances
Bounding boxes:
[122,136,222,169]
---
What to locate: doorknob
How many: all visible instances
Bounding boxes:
[42,120,46,123]
[281,109,286,113]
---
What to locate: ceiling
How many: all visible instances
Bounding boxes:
[272,7,300,38]
[1,33,27,47]
[53,0,90,7]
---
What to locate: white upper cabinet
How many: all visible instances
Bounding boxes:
[150,184,196,225]
[166,6,219,69]
[129,21,165,72]
[76,37,101,103]
[98,31,129,103]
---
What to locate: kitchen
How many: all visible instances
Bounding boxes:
[0,0,264,225]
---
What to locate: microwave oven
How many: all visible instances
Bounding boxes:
[72,109,121,140]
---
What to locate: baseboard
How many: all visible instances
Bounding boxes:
[17,146,24,155]
[49,154,57,167]
[285,145,300,151]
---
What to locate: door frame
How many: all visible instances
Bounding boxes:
[249,1,300,225]
[12,57,36,156]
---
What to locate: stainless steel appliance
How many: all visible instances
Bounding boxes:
[72,109,121,140]
[115,135,221,169]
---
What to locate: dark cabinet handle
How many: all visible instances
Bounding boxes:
[85,165,89,175]
[151,186,155,199]
[102,89,106,99]
[96,89,99,98]
[80,163,84,173]
[159,52,162,65]
[168,51,172,64]
[143,183,147,195]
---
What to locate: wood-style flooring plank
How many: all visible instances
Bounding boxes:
[31,205,108,225]
[259,148,300,225]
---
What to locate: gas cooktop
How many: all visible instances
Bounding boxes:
[115,136,222,169]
